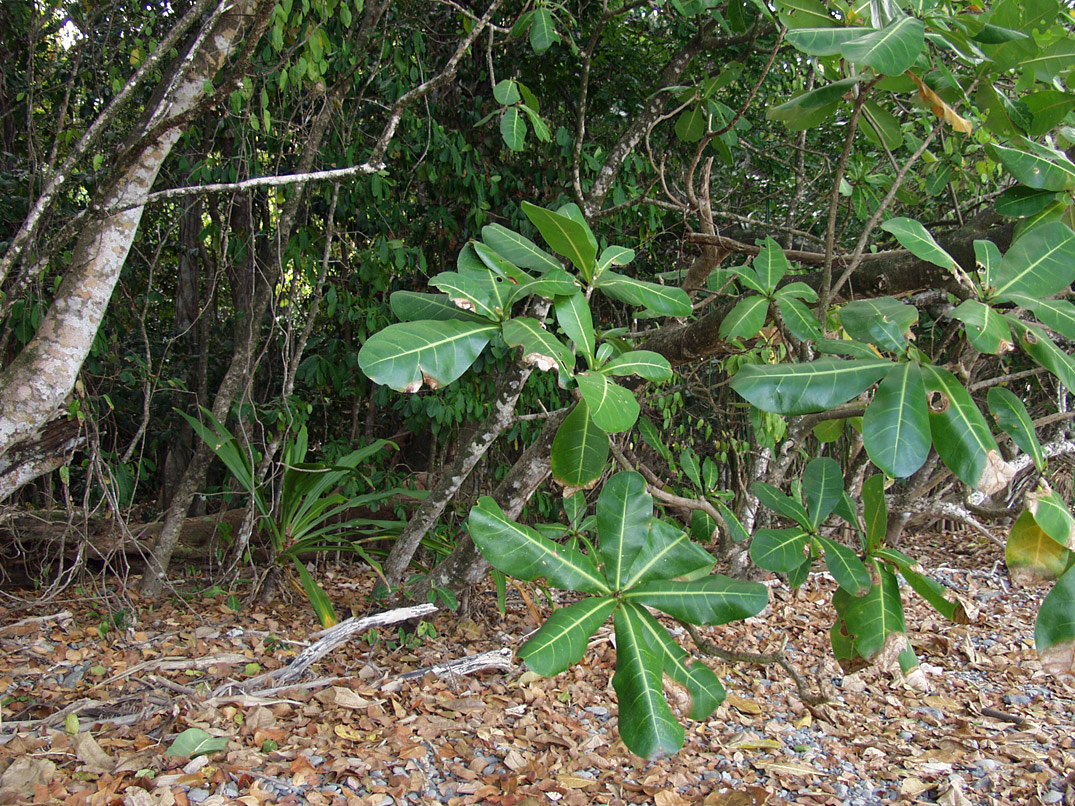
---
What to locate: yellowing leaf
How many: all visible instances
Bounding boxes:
[911,73,972,133]
[725,693,763,714]
[333,724,365,741]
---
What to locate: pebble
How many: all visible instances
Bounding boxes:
[1042,791,1064,804]
[222,783,239,797]
[187,788,209,803]
[1002,694,1031,706]
[307,754,325,766]
[898,731,914,741]
[585,705,609,717]
[974,758,1000,771]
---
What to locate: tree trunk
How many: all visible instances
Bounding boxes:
[0,0,261,500]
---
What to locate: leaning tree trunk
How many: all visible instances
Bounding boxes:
[0,0,262,501]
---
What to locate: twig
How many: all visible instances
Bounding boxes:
[680,621,828,706]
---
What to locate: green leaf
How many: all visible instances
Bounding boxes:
[555,292,596,360]
[1028,486,1075,550]
[752,481,811,527]
[493,79,520,105]
[880,218,957,270]
[529,7,558,54]
[777,295,823,341]
[1009,318,1075,395]
[840,17,925,75]
[593,271,693,316]
[468,497,610,593]
[950,299,1013,355]
[596,246,637,276]
[719,295,769,341]
[777,0,837,28]
[679,449,702,489]
[862,100,903,150]
[987,387,1045,473]
[830,564,907,673]
[632,606,724,720]
[1007,510,1071,585]
[613,605,684,760]
[577,372,640,433]
[358,320,497,392]
[522,202,597,278]
[502,317,572,374]
[995,186,1059,219]
[767,77,862,123]
[430,269,511,319]
[975,239,1003,292]
[730,358,891,415]
[518,597,617,676]
[624,574,769,625]
[508,268,582,307]
[1036,566,1075,677]
[624,518,716,588]
[750,527,810,572]
[786,26,872,55]
[816,338,882,359]
[294,558,338,627]
[803,457,845,529]
[863,362,931,479]
[166,728,229,757]
[596,472,652,588]
[1024,91,1075,136]
[520,103,551,142]
[603,350,672,381]
[818,536,871,595]
[481,224,562,273]
[876,549,967,622]
[840,297,917,353]
[990,141,1075,192]
[1025,38,1075,83]
[862,474,887,555]
[921,365,1009,495]
[551,401,610,490]
[718,503,751,544]
[675,104,707,142]
[991,221,1075,300]
[500,107,526,151]
[390,291,489,323]
[754,238,790,293]
[1009,296,1075,343]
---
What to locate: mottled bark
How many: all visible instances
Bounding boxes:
[0,0,261,500]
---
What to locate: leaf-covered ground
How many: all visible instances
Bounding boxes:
[1,531,1073,806]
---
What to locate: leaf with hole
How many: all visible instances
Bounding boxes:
[863,362,931,479]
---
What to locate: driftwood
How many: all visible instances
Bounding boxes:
[221,603,439,695]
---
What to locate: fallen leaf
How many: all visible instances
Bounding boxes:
[556,775,596,789]
[704,788,770,806]
[0,757,57,795]
[73,731,114,769]
[755,760,819,776]
[725,693,762,715]
[314,686,370,709]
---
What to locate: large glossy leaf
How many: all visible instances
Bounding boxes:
[1009,296,1075,342]
[1028,486,1075,550]
[595,246,637,277]
[522,202,597,278]
[975,238,1002,291]
[555,292,596,360]
[468,497,610,593]
[862,474,887,555]
[818,536,871,596]
[840,297,917,353]
[481,224,562,273]
[803,457,844,529]
[876,549,968,623]
[613,605,684,760]
[991,141,1075,192]
[751,481,811,527]
[921,365,1010,495]
[786,26,871,55]
[777,295,823,341]
[603,350,673,381]
[576,372,640,433]
[624,518,715,588]
[768,77,862,123]
[719,295,769,341]
[1009,318,1075,394]
[880,217,956,269]
[529,7,558,54]
[625,575,769,625]
[632,606,724,721]
[1036,566,1075,677]
[830,564,907,673]
[518,597,617,676]
[389,291,488,323]
[991,221,1075,300]
[862,100,903,150]
[863,362,931,478]
[431,269,514,320]
[507,269,581,308]
[500,107,525,151]
[730,358,891,415]
[995,186,1059,219]
[1007,510,1071,585]
[358,320,497,392]
[502,317,572,374]
[840,16,924,75]
[754,238,789,293]
[750,527,810,573]
[987,387,1044,472]
[950,299,1013,354]
[777,0,837,28]
[593,271,693,316]
[596,472,652,589]
[550,401,609,489]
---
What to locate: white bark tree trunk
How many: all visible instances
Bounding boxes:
[0,0,260,498]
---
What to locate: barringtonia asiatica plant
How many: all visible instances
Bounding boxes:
[468,470,769,759]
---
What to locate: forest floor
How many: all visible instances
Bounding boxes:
[0,529,1072,806]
